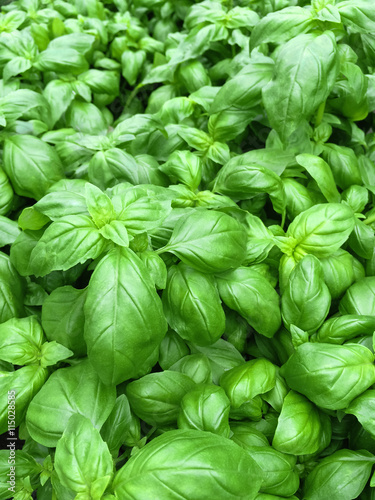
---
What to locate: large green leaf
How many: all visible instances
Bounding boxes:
[84,247,167,385]
[263,33,339,142]
[26,359,116,447]
[113,429,263,499]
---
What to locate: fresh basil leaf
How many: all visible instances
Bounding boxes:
[162,263,225,346]
[280,343,375,410]
[317,314,375,344]
[283,178,315,219]
[320,250,359,300]
[210,58,274,114]
[0,316,43,366]
[303,449,374,500]
[122,49,146,86]
[213,163,286,215]
[342,185,368,213]
[263,33,339,142]
[217,267,281,338]
[3,135,64,200]
[55,414,113,498]
[26,359,116,447]
[170,24,217,65]
[282,254,331,334]
[41,286,87,357]
[85,183,115,228]
[0,449,41,499]
[158,329,190,370]
[34,190,88,220]
[84,247,167,385]
[39,341,73,368]
[0,252,25,321]
[338,0,375,34]
[99,220,130,247]
[100,395,140,456]
[29,215,107,277]
[159,210,247,273]
[249,447,300,497]
[114,192,171,235]
[112,429,263,499]
[43,80,74,127]
[170,353,212,385]
[273,390,327,455]
[66,101,107,135]
[348,219,375,260]
[340,277,375,316]
[0,215,20,246]
[178,384,231,437]
[0,365,48,435]
[345,390,375,439]
[230,422,269,449]
[220,358,277,409]
[296,154,340,203]
[287,203,355,260]
[126,370,195,426]
[47,33,95,54]
[160,150,202,191]
[190,339,244,384]
[322,143,362,190]
[78,69,120,95]
[251,7,315,48]
[35,48,89,75]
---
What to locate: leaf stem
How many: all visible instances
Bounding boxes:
[125,84,143,109]
[114,448,131,465]
[315,100,326,127]
[145,426,157,440]
[281,210,286,230]
[364,213,375,225]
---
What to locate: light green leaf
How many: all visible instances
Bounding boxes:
[84,247,167,385]
[296,154,340,203]
[99,220,129,247]
[29,215,107,276]
[39,341,73,367]
[55,414,113,498]
[26,359,116,447]
[263,33,339,142]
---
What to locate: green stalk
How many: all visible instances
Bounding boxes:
[125,84,143,109]
[114,448,131,465]
[281,210,286,230]
[315,100,326,127]
[364,213,375,225]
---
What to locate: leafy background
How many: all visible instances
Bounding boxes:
[0,0,374,499]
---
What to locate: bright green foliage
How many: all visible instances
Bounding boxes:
[281,343,375,410]
[125,371,195,426]
[84,247,167,385]
[54,415,113,499]
[26,360,116,447]
[162,263,225,346]
[220,358,277,409]
[0,0,374,498]
[112,430,263,499]
[272,390,328,455]
[281,254,331,334]
[178,384,231,437]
